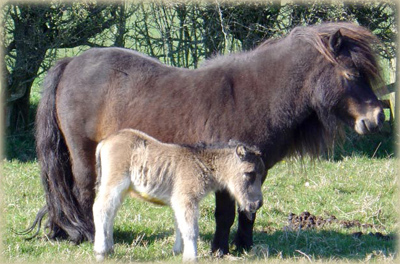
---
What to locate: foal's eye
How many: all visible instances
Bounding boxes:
[244,172,256,180]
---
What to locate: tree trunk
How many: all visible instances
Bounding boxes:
[6,55,45,132]
[6,6,48,133]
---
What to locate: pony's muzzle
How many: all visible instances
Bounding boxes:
[354,106,385,134]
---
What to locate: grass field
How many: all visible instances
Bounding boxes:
[1,148,397,263]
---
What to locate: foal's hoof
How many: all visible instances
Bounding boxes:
[95,253,105,262]
[182,256,197,262]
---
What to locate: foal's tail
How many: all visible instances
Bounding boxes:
[29,57,93,243]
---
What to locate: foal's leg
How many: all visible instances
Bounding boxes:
[172,198,199,262]
[93,178,130,261]
[93,198,109,262]
[173,217,183,255]
[212,190,235,256]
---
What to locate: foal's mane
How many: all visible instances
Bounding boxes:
[184,140,258,152]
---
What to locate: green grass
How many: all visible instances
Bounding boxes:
[1,154,397,263]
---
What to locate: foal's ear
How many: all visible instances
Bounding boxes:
[329,29,343,55]
[236,144,247,160]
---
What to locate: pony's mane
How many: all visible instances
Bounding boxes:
[258,22,385,96]
[288,111,345,159]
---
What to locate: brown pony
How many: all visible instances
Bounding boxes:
[31,22,384,254]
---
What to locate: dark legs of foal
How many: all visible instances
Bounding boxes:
[212,190,256,256]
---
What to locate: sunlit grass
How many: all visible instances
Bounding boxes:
[1,155,397,263]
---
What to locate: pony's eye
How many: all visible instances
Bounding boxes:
[342,69,360,81]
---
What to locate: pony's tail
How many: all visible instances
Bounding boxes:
[33,57,93,243]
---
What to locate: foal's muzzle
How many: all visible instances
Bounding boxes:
[243,199,263,220]
[249,199,263,212]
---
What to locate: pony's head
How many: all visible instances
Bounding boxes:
[296,23,385,135]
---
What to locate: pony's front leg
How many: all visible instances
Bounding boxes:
[212,190,235,256]
[172,199,199,262]
[234,210,256,252]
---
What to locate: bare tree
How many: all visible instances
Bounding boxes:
[2,2,120,133]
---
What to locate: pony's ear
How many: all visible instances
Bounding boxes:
[329,29,343,55]
[236,144,247,160]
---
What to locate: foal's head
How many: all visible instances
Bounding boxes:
[220,143,266,217]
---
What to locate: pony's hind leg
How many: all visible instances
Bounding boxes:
[70,141,98,222]
[60,135,98,242]
[58,115,100,242]
[93,177,130,261]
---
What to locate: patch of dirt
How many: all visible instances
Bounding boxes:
[283,211,395,241]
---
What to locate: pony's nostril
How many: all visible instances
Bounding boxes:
[377,111,385,125]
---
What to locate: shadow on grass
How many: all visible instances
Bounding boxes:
[251,229,396,260]
[204,229,396,261]
[113,227,174,246]
[112,228,176,261]
[112,226,396,261]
